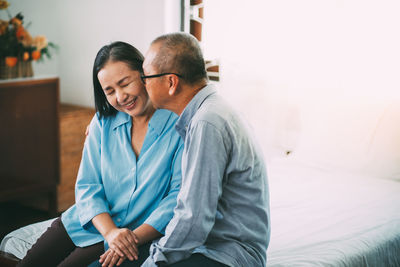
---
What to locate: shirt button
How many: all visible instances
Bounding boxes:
[117,218,121,222]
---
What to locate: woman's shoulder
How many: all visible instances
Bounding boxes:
[157,109,178,121]
[150,109,179,136]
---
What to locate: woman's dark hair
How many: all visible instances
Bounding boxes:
[93,41,144,118]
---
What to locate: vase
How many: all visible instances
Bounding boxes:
[0,58,34,80]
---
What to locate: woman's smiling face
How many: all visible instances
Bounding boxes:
[97,61,152,118]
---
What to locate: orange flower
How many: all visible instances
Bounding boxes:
[5,56,18,67]
[10,17,22,27]
[31,50,41,60]
[14,25,33,47]
[23,52,29,61]
[16,25,25,39]
[20,30,33,47]
[0,0,9,10]
[32,35,48,50]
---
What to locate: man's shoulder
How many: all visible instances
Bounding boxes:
[192,94,234,126]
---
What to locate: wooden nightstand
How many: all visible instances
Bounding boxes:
[0,77,60,216]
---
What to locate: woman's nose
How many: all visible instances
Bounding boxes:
[116,90,128,104]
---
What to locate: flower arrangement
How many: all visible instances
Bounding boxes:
[0,0,56,78]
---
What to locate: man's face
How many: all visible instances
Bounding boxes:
[142,43,167,109]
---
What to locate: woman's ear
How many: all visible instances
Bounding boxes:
[168,74,179,96]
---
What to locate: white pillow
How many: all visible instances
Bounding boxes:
[365,103,400,180]
[291,99,400,180]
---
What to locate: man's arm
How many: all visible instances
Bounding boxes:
[148,121,230,265]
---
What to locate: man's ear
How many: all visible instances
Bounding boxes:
[168,74,179,96]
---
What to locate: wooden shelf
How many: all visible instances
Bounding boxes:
[58,103,95,212]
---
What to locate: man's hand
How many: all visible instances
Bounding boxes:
[104,228,139,261]
[99,248,127,267]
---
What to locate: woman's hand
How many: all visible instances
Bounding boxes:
[99,248,126,267]
[85,124,90,136]
[98,223,161,266]
[92,213,139,261]
[104,228,139,261]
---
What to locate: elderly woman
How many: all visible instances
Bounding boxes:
[17,41,183,267]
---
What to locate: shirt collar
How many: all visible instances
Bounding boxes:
[111,109,171,136]
[175,83,217,138]
[148,109,173,136]
[111,111,131,130]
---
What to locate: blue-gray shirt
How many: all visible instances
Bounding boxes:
[143,84,270,267]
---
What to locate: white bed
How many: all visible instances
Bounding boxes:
[266,157,400,267]
[2,157,399,267]
[2,99,400,266]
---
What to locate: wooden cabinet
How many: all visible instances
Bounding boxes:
[0,78,95,214]
[0,77,60,216]
[58,104,94,212]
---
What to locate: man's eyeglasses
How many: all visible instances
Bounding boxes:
[140,73,182,84]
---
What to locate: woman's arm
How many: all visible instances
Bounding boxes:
[75,116,111,228]
[142,142,184,233]
[75,116,138,261]
[132,223,162,245]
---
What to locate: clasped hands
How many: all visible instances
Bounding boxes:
[100,227,140,267]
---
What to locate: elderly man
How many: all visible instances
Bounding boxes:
[141,32,270,267]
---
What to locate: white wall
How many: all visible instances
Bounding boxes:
[8,0,181,107]
[8,0,400,161]
[202,0,400,159]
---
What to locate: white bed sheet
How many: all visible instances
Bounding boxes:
[266,158,400,267]
[2,158,400,266]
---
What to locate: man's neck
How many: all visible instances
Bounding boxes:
[173,81,208,116]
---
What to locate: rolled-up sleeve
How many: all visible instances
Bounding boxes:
[148,121,229,265]
[144,142,184,234]
[75,115,111,229]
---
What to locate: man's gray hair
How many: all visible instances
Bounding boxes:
[151,32,208,84]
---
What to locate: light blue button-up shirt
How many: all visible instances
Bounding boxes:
[143,84,270,267]
[61,109,183,247]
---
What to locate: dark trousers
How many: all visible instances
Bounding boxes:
[17,217,104,267]
[115,252,227,267]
